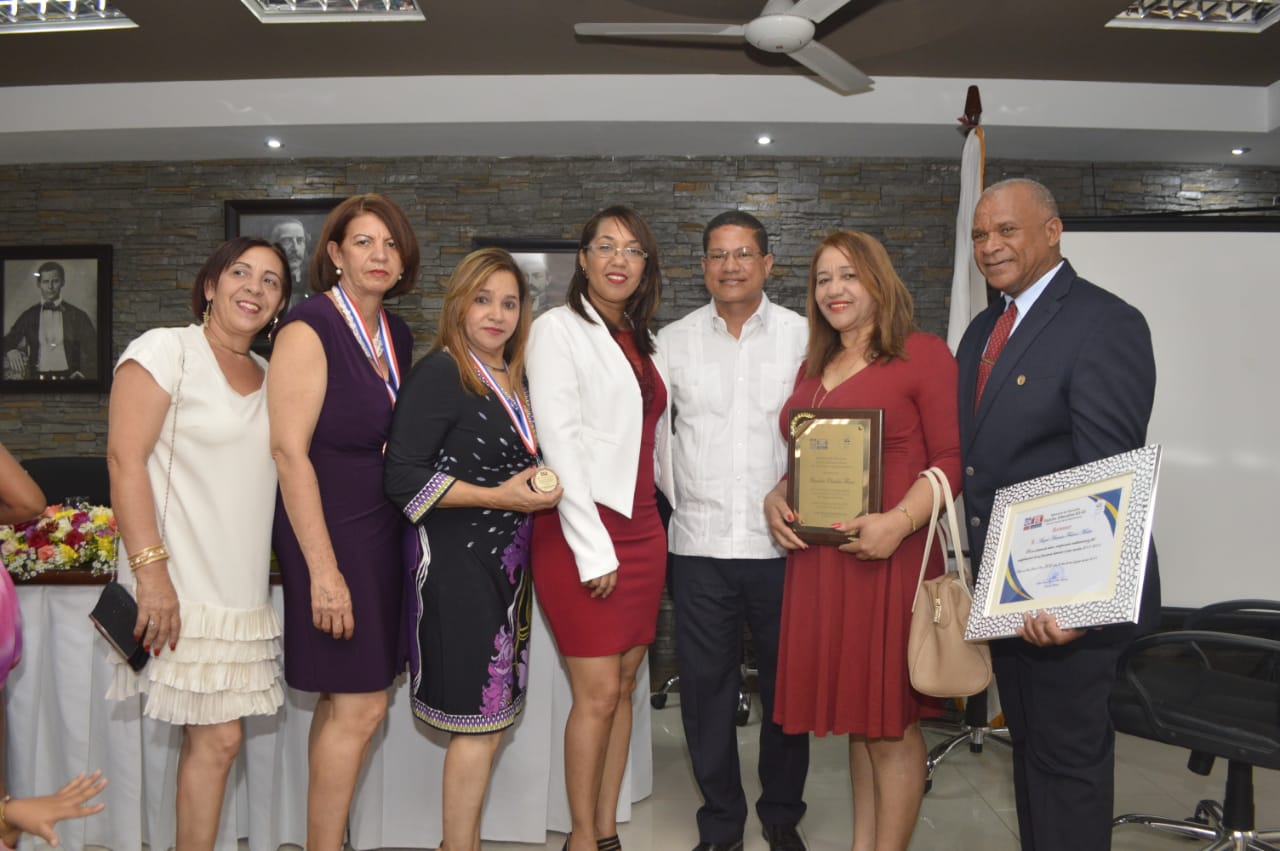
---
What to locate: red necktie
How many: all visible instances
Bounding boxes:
[974,301,1017,409]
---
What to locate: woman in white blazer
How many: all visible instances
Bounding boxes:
[526,206,673,851]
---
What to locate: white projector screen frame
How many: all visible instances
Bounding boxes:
[1061,219,1280,609]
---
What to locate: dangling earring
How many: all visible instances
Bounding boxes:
[203,303,211,325]
[269,315,281,336]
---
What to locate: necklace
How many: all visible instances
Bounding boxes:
[811,348,879,406]
[204,326,250,357]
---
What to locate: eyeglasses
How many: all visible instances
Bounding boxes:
[705,247,765,264]
[586,242,648,262]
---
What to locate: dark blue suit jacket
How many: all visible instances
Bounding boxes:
[956,259,1161,631]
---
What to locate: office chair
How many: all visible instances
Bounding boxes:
[650,647,756,727]
[919,542,1010,793]
[920,688,1012,793]
[1111,599,1280,851]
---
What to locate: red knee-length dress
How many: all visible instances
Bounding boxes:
[774,331,960,737]
[531,329,668,657]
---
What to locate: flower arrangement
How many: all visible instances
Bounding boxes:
[1,502,118,579]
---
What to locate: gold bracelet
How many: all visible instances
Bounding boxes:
[896,504,916,533]
[129,547,169,571]
[128,544,166,568]
[0,793,11,831]
[130,551,169,571]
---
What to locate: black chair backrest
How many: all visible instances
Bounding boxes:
[21,456,111,506]
[1111,602,1280,771]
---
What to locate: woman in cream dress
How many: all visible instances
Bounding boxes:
[105,237,290,850]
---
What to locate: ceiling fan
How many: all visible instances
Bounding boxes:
[574,0,873,95]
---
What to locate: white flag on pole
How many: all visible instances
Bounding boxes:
[947,127,986,352]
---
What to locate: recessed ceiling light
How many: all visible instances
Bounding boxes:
[757,135,773,146]
[0,1,138,35]
[239,0,425,25]
[266,137,284,149]
[1231,147,1251,156]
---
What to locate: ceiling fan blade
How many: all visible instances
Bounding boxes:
[789,40,873,93]
[789,0,855,25]
[575,22,746,40]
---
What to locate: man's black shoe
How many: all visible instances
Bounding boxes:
[762,822,806,851]
[692,841,743,851]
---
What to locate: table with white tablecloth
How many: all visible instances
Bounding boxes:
[5,584,652,851]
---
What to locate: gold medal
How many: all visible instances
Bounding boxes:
[532,467,560,493]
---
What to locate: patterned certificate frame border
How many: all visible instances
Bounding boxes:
[965,444,1162,640]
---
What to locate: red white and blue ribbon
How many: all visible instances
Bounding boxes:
[467,350,536,457]
[334,284,401,405]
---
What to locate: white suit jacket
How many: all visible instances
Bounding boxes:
[526,300,674,582]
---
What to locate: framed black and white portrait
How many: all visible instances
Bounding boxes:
[472,237,577,319]
[225,197,344,315]
[1,245,111,394]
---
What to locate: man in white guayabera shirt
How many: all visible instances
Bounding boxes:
[657,211,810,851]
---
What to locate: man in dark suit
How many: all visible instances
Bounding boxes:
[2,261,98,381]
[956,178,1159,851]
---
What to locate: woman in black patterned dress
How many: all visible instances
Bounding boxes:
[385,247,561,851]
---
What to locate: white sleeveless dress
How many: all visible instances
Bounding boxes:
[106,324,283,725]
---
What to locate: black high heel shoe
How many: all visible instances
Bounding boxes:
[597,836,622,851]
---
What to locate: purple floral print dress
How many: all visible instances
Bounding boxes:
[384,350,534,733]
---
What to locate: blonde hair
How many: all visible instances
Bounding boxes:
[804,231,915,378]
[430,248,532,396]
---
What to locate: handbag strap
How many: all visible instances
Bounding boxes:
[910,466,971,612]
[159,344,185,539]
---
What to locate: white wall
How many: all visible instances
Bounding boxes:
[1064,225,1280,608]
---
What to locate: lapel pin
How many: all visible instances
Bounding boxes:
[1016,375,1027,386]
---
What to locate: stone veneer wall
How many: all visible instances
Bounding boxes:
[2,156,1276,684]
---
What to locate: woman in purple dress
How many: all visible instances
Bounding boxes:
[269,194,419,851]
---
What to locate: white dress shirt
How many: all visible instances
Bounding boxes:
[657,294,807,559]
[37,298,69,372]
[1007,259,1064,335]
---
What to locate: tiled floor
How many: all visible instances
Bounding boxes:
[483,694,1280,851]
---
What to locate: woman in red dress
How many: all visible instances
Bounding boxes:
[764,231,960,851]
[526,206,672,851]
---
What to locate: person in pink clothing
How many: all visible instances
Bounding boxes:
[0,441,108,849]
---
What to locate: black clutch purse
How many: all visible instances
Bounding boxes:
[89,582,149,672]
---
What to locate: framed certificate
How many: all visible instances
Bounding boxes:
[965,444,1162,640]
[786,407,883,545]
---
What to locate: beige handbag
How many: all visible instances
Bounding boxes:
[906,466,992,698]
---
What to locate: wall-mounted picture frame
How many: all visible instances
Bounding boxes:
[472,237,578,319]
[225,197,344,314]
[1,245,112,394]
